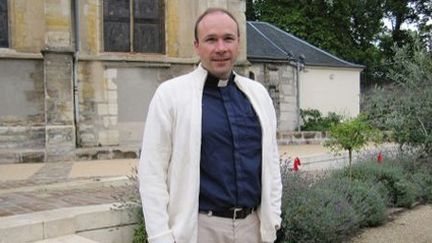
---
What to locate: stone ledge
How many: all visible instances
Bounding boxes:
[0,146,140,164]
[278,131,329,145]
[0,149,45,164]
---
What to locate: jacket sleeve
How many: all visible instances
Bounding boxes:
[138,88,175,243]
[268,95,283,227]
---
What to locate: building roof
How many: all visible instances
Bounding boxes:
[247,21,364,69]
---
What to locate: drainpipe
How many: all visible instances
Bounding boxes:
[295,61,301,132]
[72,0,80,147]
[295,55,305,132]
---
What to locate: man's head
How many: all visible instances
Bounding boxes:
[194,8,240,79]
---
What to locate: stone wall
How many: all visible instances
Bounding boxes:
[0,58,46,163]
[249,62,298,132]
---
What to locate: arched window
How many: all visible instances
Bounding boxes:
[103,0,165,53]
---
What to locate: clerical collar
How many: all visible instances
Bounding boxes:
[204,72,235,88]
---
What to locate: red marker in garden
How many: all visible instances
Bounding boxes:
[293,157,301,171]
[377,151,383,163]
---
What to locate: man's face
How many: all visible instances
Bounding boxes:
[194,12,240,80]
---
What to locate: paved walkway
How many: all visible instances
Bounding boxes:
[0,159,136,217]
[0,144,393,218]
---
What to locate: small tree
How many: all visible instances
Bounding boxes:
[325,115,381,175]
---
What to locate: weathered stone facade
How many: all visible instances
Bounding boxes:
[249,62,298,137]
[0,0,297,163]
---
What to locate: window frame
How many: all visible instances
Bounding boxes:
[0,0,9,48]
[102,0,165,54]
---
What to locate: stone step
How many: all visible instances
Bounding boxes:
[0,203,139,243]
[32,234,99,243]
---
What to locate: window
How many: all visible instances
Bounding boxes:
[103,0,165,53]
[0,0,8,48]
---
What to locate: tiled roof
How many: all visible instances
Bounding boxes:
[247,21,364,69]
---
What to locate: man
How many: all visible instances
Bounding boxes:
[139,8,282,243]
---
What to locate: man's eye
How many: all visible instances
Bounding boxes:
[225,37,235,42]
[205,38,217,42]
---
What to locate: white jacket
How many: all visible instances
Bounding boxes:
[139,65,282,243]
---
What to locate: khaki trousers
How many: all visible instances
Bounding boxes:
[198,211,267,243]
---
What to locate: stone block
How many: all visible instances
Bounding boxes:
[43,217,75,239]
[280,84,291,93]
[78,224,136,243]
[21,151,45,163]
[79,132,97,147]
[0,222,44,243]
[46,31,71,47]
[97,130,119,146]
[108,129,119,140]
[104,69,117,79]
[0,127,8,135]
[97,103,108,116]
[107,79,117,90]
[0,151,20,164]
[46,126,75,146]
[112,150,138,159]
[109,116,117,126]
[303,132,317,139]
[103,116,110,128]
[228,1,246,12]
[107,90,117,102]
[45,147,75,162]
[108,104,118,115]
[33,234,99,243]
[293,132,303,139]
[74,207,136,232]
[0,127,45,149]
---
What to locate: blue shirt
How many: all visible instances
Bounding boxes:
[199,73,262,211]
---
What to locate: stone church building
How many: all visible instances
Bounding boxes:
[0,0,362,163]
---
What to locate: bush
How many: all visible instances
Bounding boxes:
[410,172,432,203]
[300,109,342,131]
[281,173,360,243]
[334,160,416,208]
[321,177,387,227]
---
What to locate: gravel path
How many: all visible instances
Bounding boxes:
[350,204,432,243]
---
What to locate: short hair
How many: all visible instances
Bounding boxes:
[194,8,240,42]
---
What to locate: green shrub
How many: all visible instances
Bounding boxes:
[300,109,342,131]
[335,160,417,208]
[281,173,360,243]
[389,155,432,203]
[132,207,148,243]
[392,179,417,208]
[410,172,432,203]
[321,177,387,227]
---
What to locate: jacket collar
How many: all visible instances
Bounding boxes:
[195,63,239,90]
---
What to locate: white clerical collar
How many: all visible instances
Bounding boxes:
[218,79,229,87]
